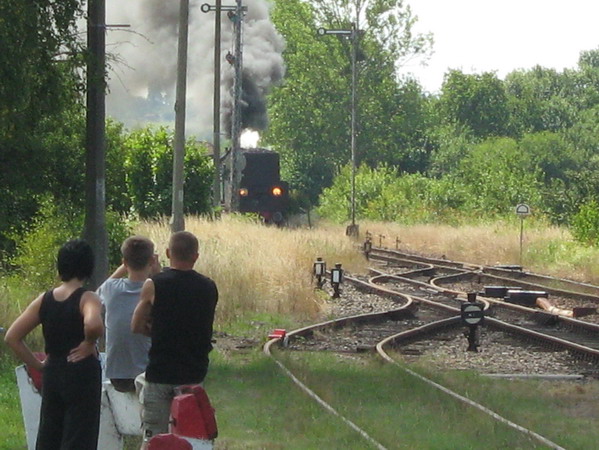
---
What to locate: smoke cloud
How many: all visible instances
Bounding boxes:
[105,0,285,138]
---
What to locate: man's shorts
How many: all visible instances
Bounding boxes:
[135,373,178,442]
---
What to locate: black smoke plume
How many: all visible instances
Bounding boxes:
[105,0,285,138]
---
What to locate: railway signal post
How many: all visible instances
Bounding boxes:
[201,1,246,212]
[331,263,344,298]
[515,203,531,266]
[313,257,326,289]
[363,236,372,259]
[461,292,484,352]
[317,21,362,238]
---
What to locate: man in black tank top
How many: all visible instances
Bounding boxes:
[132,231,218,447]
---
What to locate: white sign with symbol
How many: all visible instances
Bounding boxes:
[515,204,531,216]
[462,304,484,325]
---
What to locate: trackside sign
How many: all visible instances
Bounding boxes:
[515,204,531,216]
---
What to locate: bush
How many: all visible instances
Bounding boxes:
[10,199,132,290]
[123,126,214,218]
[317,164,462,224]
[571,200,599,246]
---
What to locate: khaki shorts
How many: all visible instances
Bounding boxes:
[135,373,178,442]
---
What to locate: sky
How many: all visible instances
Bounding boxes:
[401,0,599,93]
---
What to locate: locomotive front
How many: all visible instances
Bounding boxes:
[237,148,289,224]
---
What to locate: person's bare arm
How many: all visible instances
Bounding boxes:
[67,292,104,363]
[131,278,154,337]
[149,254,161,276]
[108,264,128,279]
[4,294,45,371]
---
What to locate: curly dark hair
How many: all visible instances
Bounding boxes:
[57,239,94,281]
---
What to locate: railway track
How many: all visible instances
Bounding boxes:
[264,249,599,449]
[368,247,599,359]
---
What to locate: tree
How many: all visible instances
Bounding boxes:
[264,0,433,204]
[505,66,577,135]
[0,0,85,253]
[123,126,213,218]
[439,71,511,139]
[452,137,543,215]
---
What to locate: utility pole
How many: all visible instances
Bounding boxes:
[350,22,358,233]
[85,0,108,288]
[317,21,361,237]
[171,0,190,233]
[213,0,222,208]
[229,0,244,212]
[201,1,245,211]
[201,1,226,209]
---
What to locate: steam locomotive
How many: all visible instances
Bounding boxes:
[234,148,289,224]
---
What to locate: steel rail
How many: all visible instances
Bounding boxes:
[264,338,388,450]
[483,265,599,297]
[265,273,573,449]
[367,269,599,360]
[369,247,483,272]
[429,271,599,335]
[433,270,599,305]
[372,245,599,300]
[368,250,599,349]
[375,321,566,450]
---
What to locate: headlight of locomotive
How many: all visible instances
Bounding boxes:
[239,188,249,197]
[272,186,283,197]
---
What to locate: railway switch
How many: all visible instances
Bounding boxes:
[483,285,521,298]
[331,263,344,298]
[505,290,548,306]
[462,293,484,352]
[313,257,326,289]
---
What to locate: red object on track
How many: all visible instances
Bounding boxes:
[268,328,286,339]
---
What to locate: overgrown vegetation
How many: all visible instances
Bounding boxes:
[7,199,132,291]
[263,1,599,245]
[3,217,599,447]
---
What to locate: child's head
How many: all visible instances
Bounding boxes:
[168,231,199,264]
[121,236,155,271]
[57,239,95,281]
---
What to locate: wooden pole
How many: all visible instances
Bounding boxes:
[171,0,190,233]
[84,0,108,288]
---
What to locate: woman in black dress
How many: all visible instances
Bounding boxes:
[5,239,104,449]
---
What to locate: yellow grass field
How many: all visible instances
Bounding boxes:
[133,216,599,329]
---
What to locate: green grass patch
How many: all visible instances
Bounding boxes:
[207,349,375,449]
[275,351,548,449]
[0,357,26,449]
[413,365,599,449]
[2,348,598,449]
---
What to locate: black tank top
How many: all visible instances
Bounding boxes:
[146,269,218,384]
[39,287,86,358]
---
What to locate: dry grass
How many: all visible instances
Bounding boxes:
[359,219,599,283]
[135,215,368,326]
[134,216,599,328]
[4,216,599,334]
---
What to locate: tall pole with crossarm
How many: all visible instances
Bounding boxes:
[317,23,361,236]
[201,1,246,211]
